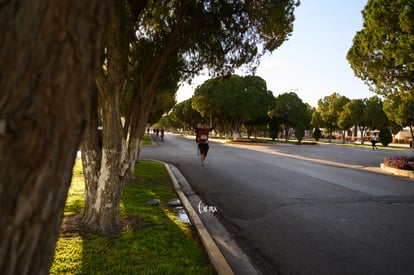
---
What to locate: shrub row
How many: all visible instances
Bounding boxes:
[392,138,411,144]
[320,135,344,140]
[383,156,414,170]
[384,156,408,169]
[319,135,411,144]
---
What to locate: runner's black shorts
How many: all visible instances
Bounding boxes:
[198,143,209,156]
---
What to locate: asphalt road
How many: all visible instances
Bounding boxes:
[141,133,414,275]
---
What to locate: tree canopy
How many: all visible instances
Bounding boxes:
[316,93,349,140]
[0,0,306,272]
[80,0,301,234]
[171,98,202,128]
[268,92,311,141]
[134,0,300,79]
[384,93,414,140]
[192,74,274,139]
[347,0,414,97]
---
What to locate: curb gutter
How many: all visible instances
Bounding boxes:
[164,163,262,275]
[164,164,235,275]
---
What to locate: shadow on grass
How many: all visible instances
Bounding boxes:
[51,160,215,275]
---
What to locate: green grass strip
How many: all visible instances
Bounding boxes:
[142,133,153,146]
[51,158,216,275]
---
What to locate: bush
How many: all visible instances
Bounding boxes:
[295,122,305,143]
[384,156,408,169]
[379,128,392,146]
[312,128,321,141]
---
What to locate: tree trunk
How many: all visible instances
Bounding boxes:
[359,126,366,145]
[81,87,102,226]
[125,48,174,176]
[81,92,126,235]
[127,111,149,178]
[0,1,108,274]
[82,0,128,235]
[233,131,240,141]
[98,86,126,234]
[126,84,156,178]
[284,124,289,141]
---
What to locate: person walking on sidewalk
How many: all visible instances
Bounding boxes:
[196,122,216,166]
[371,133,378,150]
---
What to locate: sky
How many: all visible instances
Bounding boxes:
[176,0,373,108]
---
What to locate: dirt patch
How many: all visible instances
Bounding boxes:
[61,214,151,237]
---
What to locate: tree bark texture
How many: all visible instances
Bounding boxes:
[126,88,153,177]
[91,89,125,234]
[0,1,108,274]
[82,0,128,235]
[80,85,102,226]
[125,42,175,174]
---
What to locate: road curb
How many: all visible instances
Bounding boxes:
[164,163,235,275]
[142,158,235,274]
[163,162,263,274]
[380,163,414,179]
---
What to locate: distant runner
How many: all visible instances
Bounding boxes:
[195,122,216,166]
[371,133,378,150]
[160,128,164,142]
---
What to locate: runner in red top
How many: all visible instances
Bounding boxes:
[196,122,215,167]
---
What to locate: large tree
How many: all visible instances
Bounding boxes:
[339,99,366,142]
[317,93,349,142]
[0,0,108,274]
[81,0,133,235]
[126,0,300,157]
[364,95,388,131]
[171,98,203,129]
[192,75,273,140]
[347,0,414,97]
[192,75,250,139]
[242,76,275,138]
[337,96,388,144]
[80,0,153,235]
[81,0,300,235]
[134,0,300,125]
[384,93,414,142]
[268,92,311,141]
